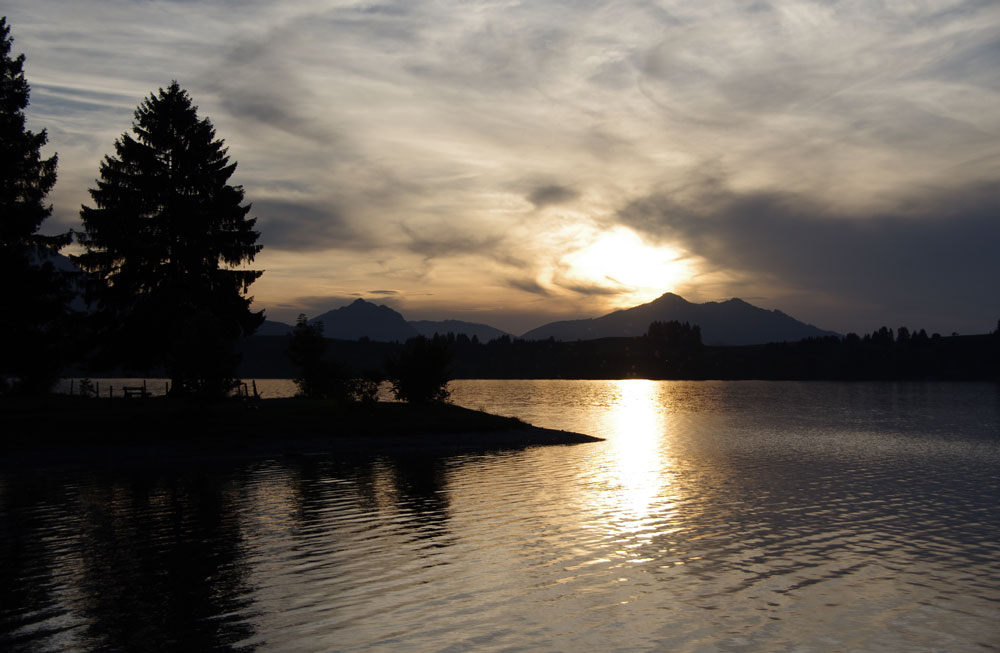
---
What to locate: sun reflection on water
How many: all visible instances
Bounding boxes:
[600,380,672,548]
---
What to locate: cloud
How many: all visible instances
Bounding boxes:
[618,179,1000,334]
[506,277,550,297]
[399,222,508,262]
[199,23,340,144]
[556,280,629,297]
[7,0,999,334]
[252,199,365,252]
[528,184,579,208]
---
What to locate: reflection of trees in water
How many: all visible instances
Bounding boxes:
[0,476,86,650]
[383,456,453,542]
[0,466,258,650]
[72,471,257,650]
[284,455,454,543]
[2,452,475,650]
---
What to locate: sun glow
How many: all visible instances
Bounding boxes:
[560,226,692,306]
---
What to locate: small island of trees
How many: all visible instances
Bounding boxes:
[1,15,456,431]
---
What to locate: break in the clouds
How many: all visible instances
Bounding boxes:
[6,0,999,335]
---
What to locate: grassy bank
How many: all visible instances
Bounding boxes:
[1,395,601,455]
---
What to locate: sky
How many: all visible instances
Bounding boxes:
[6,0,999,335]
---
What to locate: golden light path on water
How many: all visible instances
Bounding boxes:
[604,380,667,532]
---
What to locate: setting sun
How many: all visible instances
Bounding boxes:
[560,226,692,306]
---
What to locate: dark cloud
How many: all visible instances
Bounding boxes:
[920,32,1000,90]
[399,223,507,261]
[32,83,134,115]
[253,199,365,252]
[356,4,413,17]
[618,180,1000,334]
[528,184,579,208]
[506,277,550,297]
[368,289,399,295]
[560,282,629,296]
[201,26,336,143]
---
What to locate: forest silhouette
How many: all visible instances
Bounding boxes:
[238,322,1000,382]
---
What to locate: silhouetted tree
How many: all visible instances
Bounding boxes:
[0,17,75,393]
[385,336,452,402]
[74,82,263,397]
[287,314,345,400]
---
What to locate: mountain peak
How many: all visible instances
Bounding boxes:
[653,292,689,304]
[311,299,415,341]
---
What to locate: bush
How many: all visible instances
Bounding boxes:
[346,374,382,403]
[385,336,452,403]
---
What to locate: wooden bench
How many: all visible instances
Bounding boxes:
[122,386,149,399]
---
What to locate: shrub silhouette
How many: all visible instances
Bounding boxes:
[385,336,452,403]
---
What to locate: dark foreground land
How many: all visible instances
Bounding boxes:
[1,396,602,461]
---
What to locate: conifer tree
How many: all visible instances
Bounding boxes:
[74,82,264,396]
[0,17,74,393]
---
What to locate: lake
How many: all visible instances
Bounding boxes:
[4,380,999,650]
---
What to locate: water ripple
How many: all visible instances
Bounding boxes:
[3,381,999,651]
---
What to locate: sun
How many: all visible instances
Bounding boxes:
[560,226,692,306]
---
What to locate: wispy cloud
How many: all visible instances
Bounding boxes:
[6,0,998,333]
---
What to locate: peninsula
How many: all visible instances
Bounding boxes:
[1,396,602,460]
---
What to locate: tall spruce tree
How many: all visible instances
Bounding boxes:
[0,17,74,394]
[74,82,264,396]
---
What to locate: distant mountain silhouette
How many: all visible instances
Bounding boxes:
[310,298,418,342]
[258,301,511,342]
[410,319,510,342]
[256,320,294,336]
[521,292,838,345]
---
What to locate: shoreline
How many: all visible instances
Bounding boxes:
[0,395,603,465]
[1,427,602,471]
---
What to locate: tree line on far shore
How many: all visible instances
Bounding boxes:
[238,320,1000,382]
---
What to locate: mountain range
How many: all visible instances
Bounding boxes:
[521,292,838,345]
[260,299,511,342]
[261,293,837,346]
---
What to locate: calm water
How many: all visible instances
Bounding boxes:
[4,380,1000,651]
